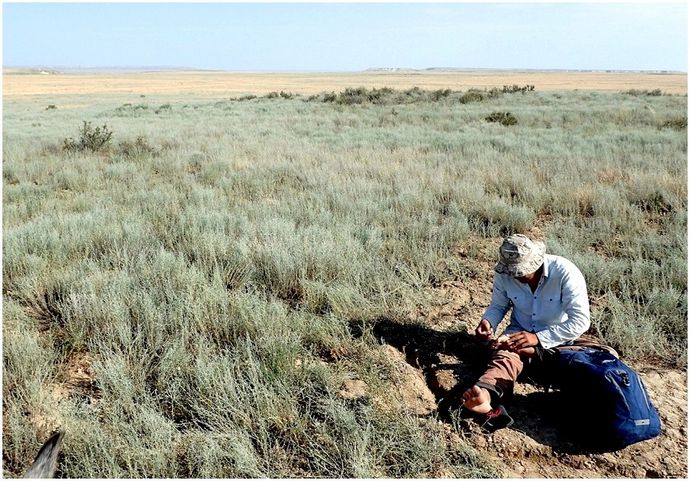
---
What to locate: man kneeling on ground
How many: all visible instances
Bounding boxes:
[462,234,616,431]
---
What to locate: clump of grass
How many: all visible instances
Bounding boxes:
[45,104,57,110]
[154,104,172,114]
[62,121,113,153]
[115,136,158,158]
[114,103,150,116]
[3,168,20,185]
[629,188,675,216]
[467,199,535,236]
[485,111,518,126]
[430,88,452,101]
[661,117,687,130]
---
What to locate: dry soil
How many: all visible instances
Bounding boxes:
[3,70,687,98]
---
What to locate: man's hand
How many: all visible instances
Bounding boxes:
[514,347,537,358]
[475,319,494,341]
[505,331,540,351]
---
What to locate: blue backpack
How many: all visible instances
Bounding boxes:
[551,347,661,449]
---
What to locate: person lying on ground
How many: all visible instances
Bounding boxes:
[461,233,616,431]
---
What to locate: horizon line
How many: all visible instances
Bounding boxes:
[4,66,688,75]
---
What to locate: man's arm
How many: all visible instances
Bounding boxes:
[535,266,591,349]
[482,275,512,332]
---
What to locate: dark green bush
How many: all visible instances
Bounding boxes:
[502,84,535,93]
[265,92,279,99]
[331,87,390,105]
[45,104,57,110]
[459,89,484,104]
[336,87,369,105]
[485,111,518,126]
[62,121,113,153]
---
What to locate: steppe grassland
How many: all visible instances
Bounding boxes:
[3,70,688,97]
[3,85,687,477]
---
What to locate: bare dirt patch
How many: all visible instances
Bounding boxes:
[50,351,99,404]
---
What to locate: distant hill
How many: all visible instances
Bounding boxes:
[4,66,686,75]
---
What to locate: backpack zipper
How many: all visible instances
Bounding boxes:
[605,372,631,413]
[636,375,650,411]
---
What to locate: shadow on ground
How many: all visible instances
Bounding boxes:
[349,317,619,455]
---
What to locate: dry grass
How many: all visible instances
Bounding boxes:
[3,70,687,98]
[3,82,686,477]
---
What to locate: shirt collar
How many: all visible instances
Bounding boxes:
[541,254,551,279]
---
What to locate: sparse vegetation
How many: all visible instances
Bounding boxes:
[3,86,686,477]
[114,103,149,115]
[623,88,664,96]
[303,86,526,106]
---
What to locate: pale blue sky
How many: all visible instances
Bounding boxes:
[3,3,688,71]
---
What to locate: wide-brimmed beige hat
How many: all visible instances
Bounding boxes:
[495,234,545,277]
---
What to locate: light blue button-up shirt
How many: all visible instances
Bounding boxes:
[482,254,591,350]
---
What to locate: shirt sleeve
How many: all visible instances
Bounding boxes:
[535,263,591,349]
[482,274,512,331]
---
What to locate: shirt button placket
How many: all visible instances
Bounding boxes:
[532,293,537,330]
